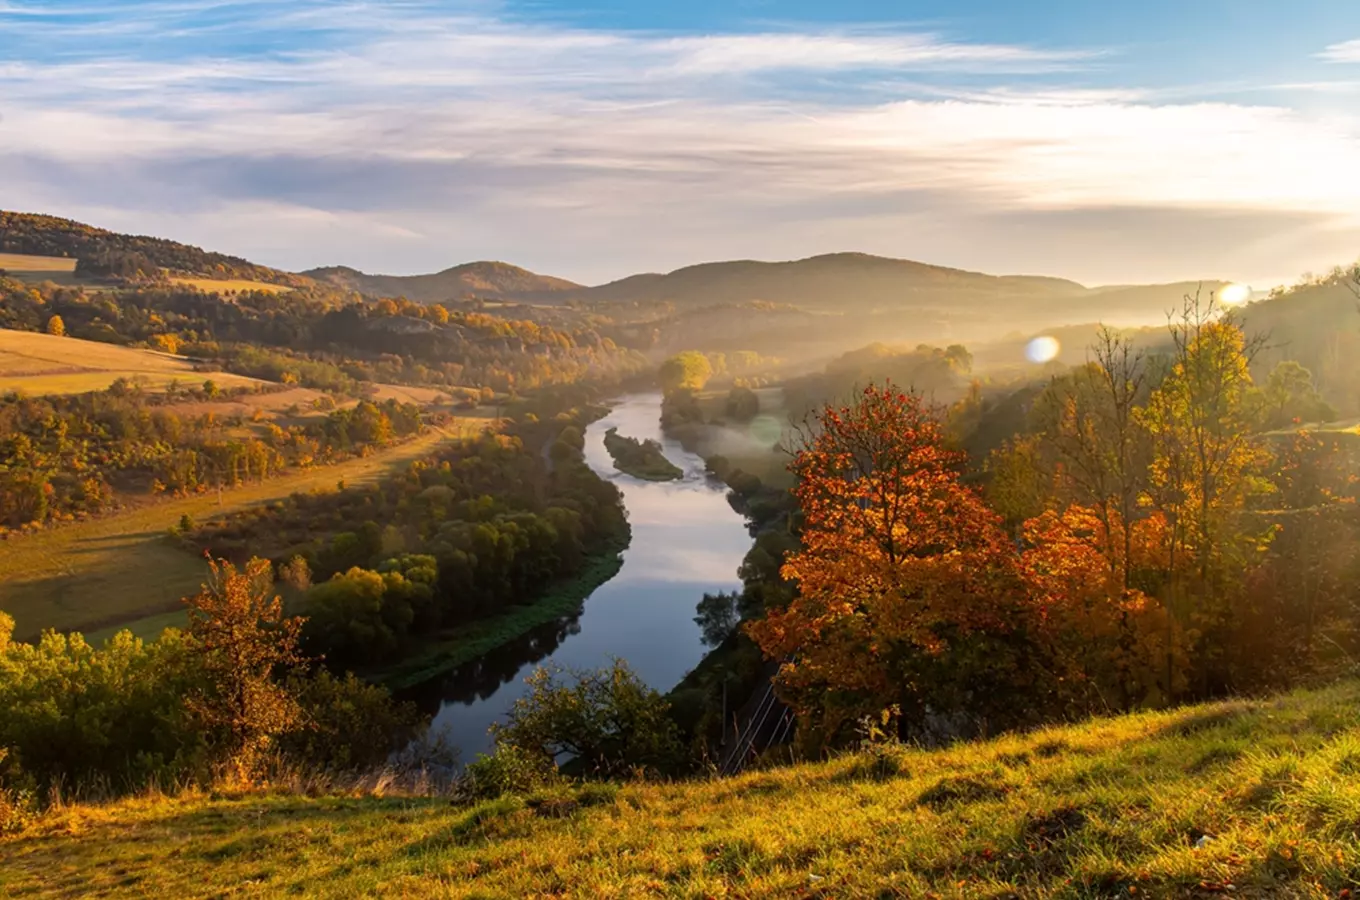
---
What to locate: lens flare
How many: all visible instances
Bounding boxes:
[1220,283,1252,306]
[1025,335,1061,364]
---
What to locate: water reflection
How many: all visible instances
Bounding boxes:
[418,393,751,761]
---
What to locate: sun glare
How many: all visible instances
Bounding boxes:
[1025,335,1061,364]
[1219,283,1252,306]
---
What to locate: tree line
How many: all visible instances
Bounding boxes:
[746,295,1360,749]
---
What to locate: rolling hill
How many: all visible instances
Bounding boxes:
[3,210,1227,337]
[302,262,582,303]
[312,251,1223,333]
[0,211,307,287]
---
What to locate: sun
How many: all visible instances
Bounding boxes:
[1219,283,1252,307]
[1025,335,1061,364]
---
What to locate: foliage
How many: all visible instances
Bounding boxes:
[724,385,760,421]
[601,427,683,481]
[0,383,424,528]
[183,558,307,782]
[491,661,685,779]
[658,351,713,393]
[748,384,1053,744]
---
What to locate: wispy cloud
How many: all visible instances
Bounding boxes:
[1,1,1357,286]
[1319,39,1360,63]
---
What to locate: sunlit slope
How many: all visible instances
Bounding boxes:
[0,328,263,395]
[7,681,1360,897]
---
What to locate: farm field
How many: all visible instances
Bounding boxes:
[0,422,493,641]
[168,276,292,294]
[0,252,77,273]
[0,328,262,395]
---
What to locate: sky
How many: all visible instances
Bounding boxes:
[3,0,1359,288]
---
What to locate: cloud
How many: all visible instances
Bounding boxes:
[1319,39,1360,63]
[1,2,1358,286]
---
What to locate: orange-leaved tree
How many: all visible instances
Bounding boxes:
[1018,504,1185,712]
[747,384,1055,746]
[185,557,307,783]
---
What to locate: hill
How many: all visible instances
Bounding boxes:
[6,679,1360,897]
[554,252,1220,325]
[0,211,307,287]
[302,262,582,303]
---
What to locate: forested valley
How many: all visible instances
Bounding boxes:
[5,211,1360,897]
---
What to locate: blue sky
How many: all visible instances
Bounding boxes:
[3,1,1359,287]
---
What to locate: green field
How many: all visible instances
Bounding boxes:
[0,328,262,395]
[0,427,475,640]
[7,680,1360,897]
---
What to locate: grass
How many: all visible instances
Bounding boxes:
[168,277,292,294]
[374,535,629,691]
[0,427,470,640]
[0,328,261,395]
[9,681,1360,897]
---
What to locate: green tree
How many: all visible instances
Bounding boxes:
[725,385,760,421]
[1262,360,1334,429]
[491,661,684,778]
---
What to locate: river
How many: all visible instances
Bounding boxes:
[420,393,752,761]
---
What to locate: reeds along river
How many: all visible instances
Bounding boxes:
[418,393,752,761]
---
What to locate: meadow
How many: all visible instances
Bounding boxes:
[167,277,292,294]
[0,329,262,395]
[6,679,1360,897]
[0,424,489,641]
[0,253,77,273]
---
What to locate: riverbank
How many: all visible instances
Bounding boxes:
[372,530,631,692]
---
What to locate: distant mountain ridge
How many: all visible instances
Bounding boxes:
[1,210,1223,327]
[308,250,1219,326]
[302,262,582,303]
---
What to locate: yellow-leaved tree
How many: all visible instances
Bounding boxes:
[1137,292,1271,695]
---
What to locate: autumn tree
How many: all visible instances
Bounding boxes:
[185,557,306,782]
[45,315,64,337]
[1137,293,1270,695]
[748,384,1049,745]
[1032,327,1151,592]
[658,351,713,394]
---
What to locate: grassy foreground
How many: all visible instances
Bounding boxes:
[8,682,1360,898]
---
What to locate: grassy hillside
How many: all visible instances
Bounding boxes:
[6,681,1360,897]
[0,328,264,394]
[303,261,581,303]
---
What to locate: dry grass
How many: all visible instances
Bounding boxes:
[7,681,1360,897]
[0,253,77,273]
[0,329,262,395]
[369,383,451,405]
[0,426,480,640]
[168,277,291,294]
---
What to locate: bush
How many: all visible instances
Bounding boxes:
[490,661,686,779]
[462,744,559,800]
